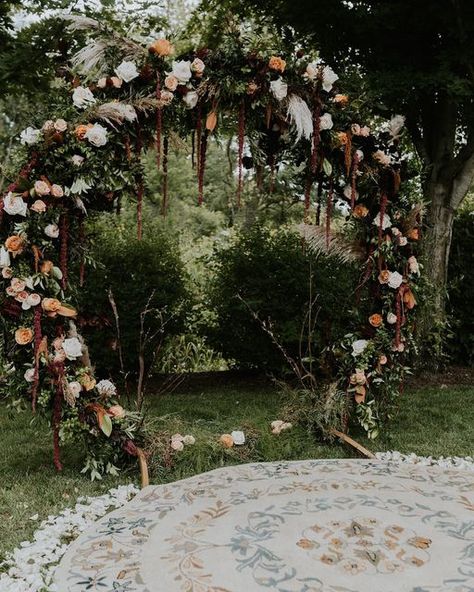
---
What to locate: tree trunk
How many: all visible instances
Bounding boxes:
[424,181,455,323]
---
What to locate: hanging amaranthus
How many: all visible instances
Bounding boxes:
[198,130,208,206]
[31,305,42,412]
[155,73,162,170]
[311,100,321,174]
[79,214,85,287]
[237,100,245,208]
[161,136,169,217]
[195,104,202,177]
[59,213,69,290]
[344,131,353,177]
[378,192,388,270]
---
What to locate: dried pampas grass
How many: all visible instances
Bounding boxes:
[287,94,313,142]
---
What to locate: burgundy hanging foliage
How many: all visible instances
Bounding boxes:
[237,101,245,208]
[79,215,85,287]
[195,104,202,177]
[395,286,402,349]
[155,74,162,170]
[59,212,69,290]
[31,305,42,412]
[378,191,388,269]
[161,136,169,217]
[311,101,321,174]
[51,361,65,472]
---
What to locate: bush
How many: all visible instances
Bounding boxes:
[448,207,474,365]
[206,225,359,373]
[77,214,190,377]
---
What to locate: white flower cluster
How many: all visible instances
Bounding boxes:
[375,450,474,471]
[0,484,138,592]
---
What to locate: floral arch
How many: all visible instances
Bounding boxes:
[0,17,421,475]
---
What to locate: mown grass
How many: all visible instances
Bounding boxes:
[0,379,473,561]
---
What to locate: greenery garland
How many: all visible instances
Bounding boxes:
[0,16,421,475]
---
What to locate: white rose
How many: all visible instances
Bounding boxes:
[84,123,108,147]
[355,149,364,161]
[171,439,184,451]
[0,246,11,268]
[44,223,59,238]
[71,155,84,167]
[372,212,391,230]
[388,271,403,289]
[96,379,117,398]
[387,312,397,324]
[319,112,333,130]
[62,337,83,360]
[183,435,196,445]
[54,119,67,132]
[72,86,96,109]
[171,60,192,83]
[67,381,82,398]
[352,339,369,357]
[321,65,338,92]
[270,78,288,101]
[231,430,245,445]
[24,368,35,382]
[3,192,27,217]
[114,60,139,83]
[398,236,408,246]
[22,293,41,310]
[20,127,41,146]
[183,90,198,109]
[304,62,318,81]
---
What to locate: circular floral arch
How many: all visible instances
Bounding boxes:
[0,17,421,475]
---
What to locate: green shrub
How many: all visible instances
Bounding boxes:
[206,225,359,373]
[448,207,474,365]
[77,214,190,377]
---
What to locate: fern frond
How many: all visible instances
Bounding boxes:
[298,223,364,264]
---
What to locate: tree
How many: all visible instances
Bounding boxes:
[225,0,474,329]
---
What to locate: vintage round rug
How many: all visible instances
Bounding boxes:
[54,459,474,592]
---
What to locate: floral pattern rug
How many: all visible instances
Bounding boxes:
[53,459,474,592]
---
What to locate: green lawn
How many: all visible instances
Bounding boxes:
[1,379,473,562]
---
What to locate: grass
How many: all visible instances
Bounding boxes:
[1,378,473,562]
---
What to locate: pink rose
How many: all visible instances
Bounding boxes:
[34,180,50,196]
[31,200,47,213]
[164,75,178,91]
[2,267,13,279]
[51,184,64,198]
[10,278,26,293]
[111,76,122,88]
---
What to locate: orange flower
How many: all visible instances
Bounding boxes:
[5,235,25,255]
[378,270,390,284]
[407,228,419,241]
[42,298,62,314]
[219,433,234,448]
[268,56,286,72]
[403,288,417,309]
[75,124,93,140]
[333,94,349,106]
[369,313,383,328]
[15,327,33,345]
[149,38,174,56]
[336,131,349,146]
[40,260,54,274]
[353,204,369,218]
[80,373,96,391]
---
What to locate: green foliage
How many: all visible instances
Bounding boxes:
[206,225,359,372]
[77,213,190,377]
[448,206,474,365]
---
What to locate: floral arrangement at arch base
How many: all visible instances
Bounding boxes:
[0,16,421,475]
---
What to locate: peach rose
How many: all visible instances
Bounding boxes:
[379,354,388,365]
[191,58,205,75]
[220,434,234,448]
[10,278,26,292]
[52,336,64,351]
[34,180,50,196]
[378,270,391,284]
[31,199,47,213]
[110,76,122,88]
[333,94,349,105]
[149,38,174,56]
[268,56,286,72]
[15,327,33,345]
[352,204,369,218]
[51,184,64,198]
[403,288,417,309]
[40,260,54,274]
[108,405,125,418]
[159,90,174,106]
[369,313,383,328]
[5,235,25,255]
[164,74,178,91]
[42,297,62,313]
[407,228,419,241]
[74,124,93,140]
